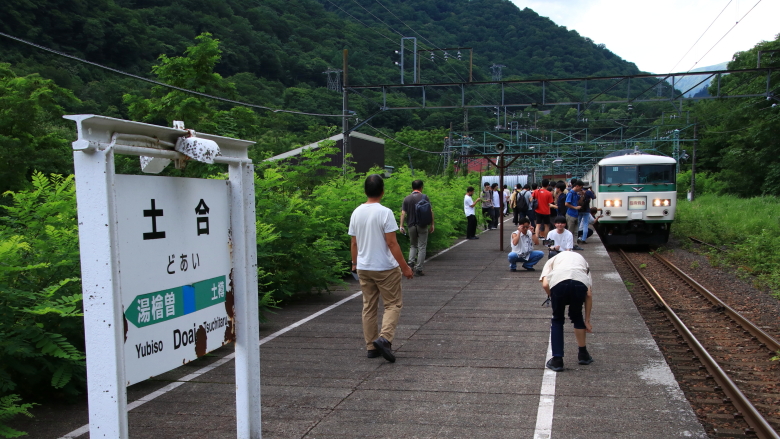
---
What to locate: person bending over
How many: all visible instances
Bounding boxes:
[539,251,594,372]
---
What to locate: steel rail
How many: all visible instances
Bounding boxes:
[653,253,780,353]
[619,249,779,439]
[688,236,723,252]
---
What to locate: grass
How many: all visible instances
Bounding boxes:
[674,194,780,296]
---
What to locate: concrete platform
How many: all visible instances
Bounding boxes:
[54,217,707,438]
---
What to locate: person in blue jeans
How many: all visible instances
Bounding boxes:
[577,184,597,244]
[507,218,543,271]
[539,251,594,372]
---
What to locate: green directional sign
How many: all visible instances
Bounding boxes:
[125,275,227,328]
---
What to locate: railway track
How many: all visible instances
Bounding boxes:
[616,249,780,439]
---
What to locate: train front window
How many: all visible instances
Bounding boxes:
[602,166,637,184]
[601,164,676,184]
[638,165,675,184]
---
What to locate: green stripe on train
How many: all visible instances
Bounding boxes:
[598,184,676,192]
[600,220,673,224]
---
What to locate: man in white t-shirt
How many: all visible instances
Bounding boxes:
[507,218,543,271]
[349,174,414,362]
[539,251,594,372]
[464,186,480,239]
[491,183,501,229]
[545,216,574,258]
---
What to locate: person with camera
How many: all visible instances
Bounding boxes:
[545,216,574,258]
[507,218,543,272]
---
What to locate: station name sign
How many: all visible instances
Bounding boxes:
[114,175,234,385]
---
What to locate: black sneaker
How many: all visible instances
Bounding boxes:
[573,245,584,251]
[578,351,594,365]
[415,269,425,276]
[524,267,536,272]
[546,357,564,372]
[372,337,396,363]
[367,349,381,358]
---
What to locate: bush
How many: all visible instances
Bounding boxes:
[0,173,85,436]
[674,194,780,294]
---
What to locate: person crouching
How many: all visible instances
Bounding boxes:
[507,218,543,272]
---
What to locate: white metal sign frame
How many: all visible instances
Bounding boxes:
[66,114,261,439]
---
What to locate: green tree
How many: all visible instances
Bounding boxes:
[693,35,780,196]
[0,64,78,195]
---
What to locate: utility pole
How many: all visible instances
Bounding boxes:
[690,121,697,201]
[395,37,418,84]
[490,64,505,81]
[323,68,343,92]
[342,50,349,175]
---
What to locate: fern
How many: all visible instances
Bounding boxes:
[0,395,36,438]
[0,173,84,434]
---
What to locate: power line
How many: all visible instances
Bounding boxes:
[365,123,446,154]
[685,0,763,73]
[324,0,398,45]
[374,0,443,51]
[667,0,732,73]
[350,0,403,37]
[0,31,346,118]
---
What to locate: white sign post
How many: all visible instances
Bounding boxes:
[66,115,261,438]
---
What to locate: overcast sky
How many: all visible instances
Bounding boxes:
[509,0,779,73]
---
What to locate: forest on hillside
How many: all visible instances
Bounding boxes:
[0,0,673,192]
[0,1,779,434]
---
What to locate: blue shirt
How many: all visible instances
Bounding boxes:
[565,191,581,217]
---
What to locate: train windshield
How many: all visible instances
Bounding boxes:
[601,165,675,184]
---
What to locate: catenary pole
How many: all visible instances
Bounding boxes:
[342,49,349,175]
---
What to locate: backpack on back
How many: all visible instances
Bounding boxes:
[414,195,433,226]
[530,190,539,211]
[515,191,528,212]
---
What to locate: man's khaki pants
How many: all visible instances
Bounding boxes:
[566,214,579,237]
[357,267,404,350]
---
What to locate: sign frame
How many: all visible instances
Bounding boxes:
[66,114,261,439]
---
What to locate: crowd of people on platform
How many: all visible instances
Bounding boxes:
[349,174,598,371]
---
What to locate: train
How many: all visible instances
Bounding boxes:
[581,150,677,246]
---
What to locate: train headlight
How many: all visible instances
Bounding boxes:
[604,199,622,208]
[653,199,671,207]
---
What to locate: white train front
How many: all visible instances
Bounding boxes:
[582,151,677,246]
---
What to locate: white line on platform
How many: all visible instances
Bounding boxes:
[533,336,556,439]
[60,230,479,438]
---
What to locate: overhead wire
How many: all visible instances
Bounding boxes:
[332,0,496,120]
[667,0,732,73]
[370,0,498,107]
[350,0,404,37]
[0,31,346,118]
[365,123,446,154]
[324,0,399,45]
[684,0,763,73]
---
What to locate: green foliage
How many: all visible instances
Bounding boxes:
[674,194,780,293]
[253,144,350,300]
[0,64,78,195]
[0,395,36,438]
[691,34,780,196]
[676,170,729,197]
[0,173,85,433]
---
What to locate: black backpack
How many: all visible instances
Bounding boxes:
[414,195,433,226]
[515,191,528,212]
